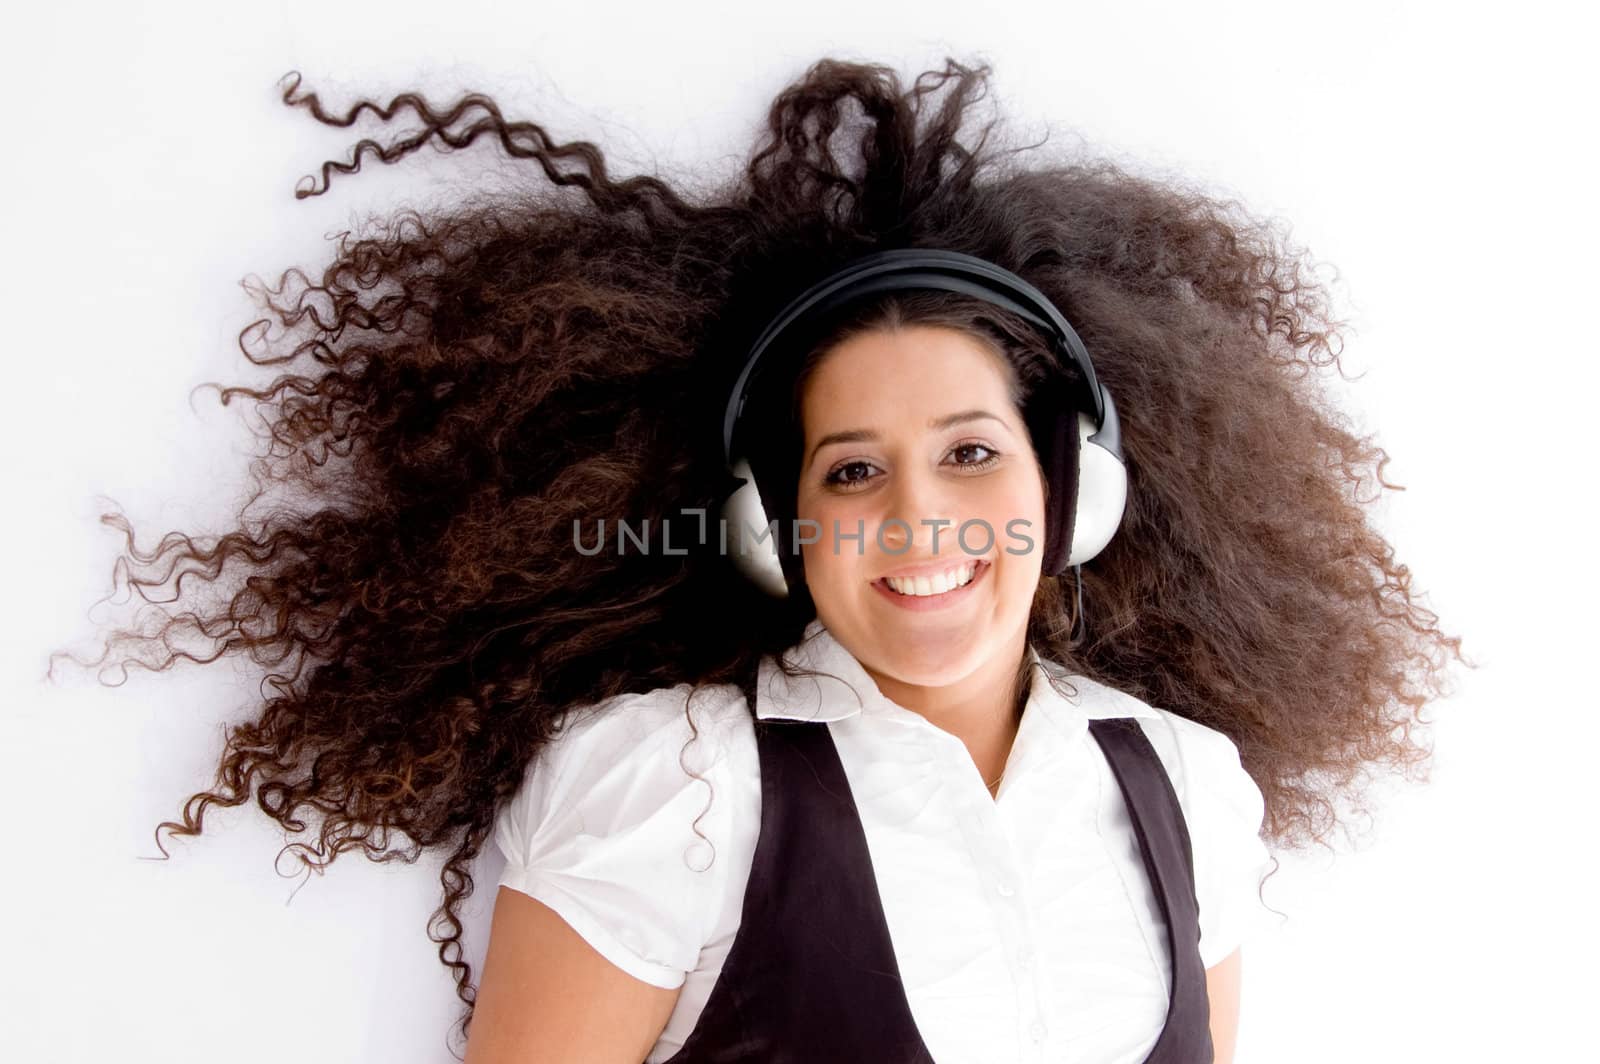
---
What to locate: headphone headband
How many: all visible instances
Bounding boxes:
[721,248,1118,466]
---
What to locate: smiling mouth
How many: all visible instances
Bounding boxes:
[872,557,992,599]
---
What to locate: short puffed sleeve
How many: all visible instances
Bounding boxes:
[492,681,758,989]
[1141,710,1277,969]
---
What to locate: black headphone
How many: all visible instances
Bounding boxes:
[719,247,1127,600]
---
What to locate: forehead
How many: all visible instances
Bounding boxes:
[801,326,1014,425]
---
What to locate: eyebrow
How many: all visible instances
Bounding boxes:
[805,409,1010,470]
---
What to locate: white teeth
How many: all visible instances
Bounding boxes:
[884,562,978,597]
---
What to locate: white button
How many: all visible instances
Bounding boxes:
[1029,1019,1047,1042]
[996,880,1015,897]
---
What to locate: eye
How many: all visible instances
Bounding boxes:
[822,459,880,491]
[949,441,1001,470]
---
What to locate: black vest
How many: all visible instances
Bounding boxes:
[659,714,1213,1063]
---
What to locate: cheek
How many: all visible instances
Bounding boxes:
[980,473,1045,528]
[797,494,863,582]
[983,477,1047,573]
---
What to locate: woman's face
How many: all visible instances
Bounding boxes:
[795,324,1046,688]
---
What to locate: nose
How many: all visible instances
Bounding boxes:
[878,465,960,559]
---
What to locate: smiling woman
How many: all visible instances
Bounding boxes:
[59,54,1465,1063]
[794,325,1047,784]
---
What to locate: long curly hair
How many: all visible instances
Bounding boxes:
[52,54,1468,1053]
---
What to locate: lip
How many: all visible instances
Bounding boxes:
[871,558,991,611]
[874,555,994,582]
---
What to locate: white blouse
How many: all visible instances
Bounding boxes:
[492,618,1276,1063]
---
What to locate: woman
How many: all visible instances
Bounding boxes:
[68,55,1462,1062]
[475,288,1283,1063]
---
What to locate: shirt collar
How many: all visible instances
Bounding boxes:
[755,617,1161,727]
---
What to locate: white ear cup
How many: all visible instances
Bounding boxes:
[1066,410,1129,567]
[723,456,790,598]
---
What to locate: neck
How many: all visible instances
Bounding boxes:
[859,628,1032,790]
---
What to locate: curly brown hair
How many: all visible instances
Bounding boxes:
[51,54,1468,1054]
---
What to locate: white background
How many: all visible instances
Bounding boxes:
[3,1,1593,1060]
